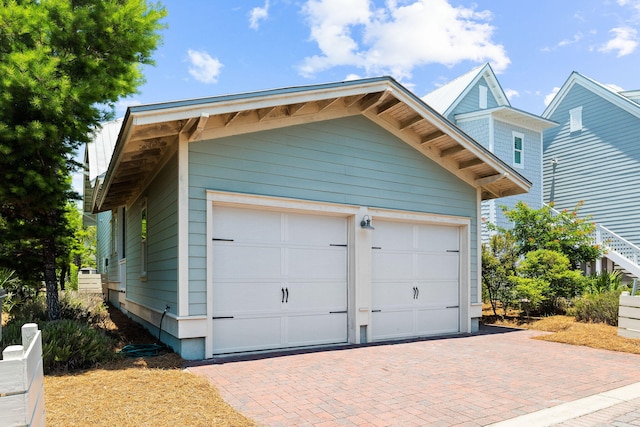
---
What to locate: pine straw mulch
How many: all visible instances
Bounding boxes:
[44,305,256,427]
[483,313,640,355]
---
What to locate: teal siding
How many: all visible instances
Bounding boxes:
[125,154,179,314]
[189,116,480,305]
[95,210,112,274]
[543,83,640,247]
[448,77,500,120]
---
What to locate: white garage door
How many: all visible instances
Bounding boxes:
[371,219,459,341]
[211,206,348,354]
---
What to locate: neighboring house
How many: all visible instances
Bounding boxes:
[84,77,530,360]
[542,72,640,277]
[423,64,556,239]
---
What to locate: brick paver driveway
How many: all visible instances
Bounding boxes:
[188,327,640,426]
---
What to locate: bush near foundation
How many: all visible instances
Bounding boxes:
[1,290,114,373]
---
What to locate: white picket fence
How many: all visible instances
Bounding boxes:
[0,323,46,427]
[618,292,640,339]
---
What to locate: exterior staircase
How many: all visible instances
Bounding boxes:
[594,224,640,280]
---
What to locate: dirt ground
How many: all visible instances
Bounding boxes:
[44,305,256,427]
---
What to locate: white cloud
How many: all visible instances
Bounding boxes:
[299,0,509,79]
[344,73,362,81]
[599,26,638,56]
[504,89,519,101]
[544,87,560,107]
[542,32,583,52]
[618,0,640,12]
[249,1,270,30]
[187,49,223,84]
[558,33,584,47]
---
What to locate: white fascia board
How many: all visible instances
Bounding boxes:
[130,80,394,126]
[455,107,557,132]
[95,114,134,211]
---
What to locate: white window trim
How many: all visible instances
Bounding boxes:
[513,131,524,168]
[569,106,583,132]
[479,85,488,109]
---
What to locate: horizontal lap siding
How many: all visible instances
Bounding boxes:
[449,77,500,119]
[126,154,178,314]
[189,116,479,309]
[543,84,640,246]
[492,120,543,229]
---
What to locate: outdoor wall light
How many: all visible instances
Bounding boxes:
[360,215,375,230]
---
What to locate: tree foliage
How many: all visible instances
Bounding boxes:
[482,232,519,317]
[0,0,166,319]
[501,201,603,268]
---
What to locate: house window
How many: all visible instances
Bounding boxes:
[118,206,126,259]
[570,106,582,132]
[141,201,148,277]
[111,211,117,257]
[513,132,524,167]
[479,85,488,109]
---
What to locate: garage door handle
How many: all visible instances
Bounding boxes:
[281,288,285,303]
[285,287,289,303]
[372,309,381,312]
[212,238,234,242]
[416,287,420,299]
[330,310,347,314]
[412,287,417,299]
[446,305,459,309]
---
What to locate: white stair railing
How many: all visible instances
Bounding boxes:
[595,224,640,278]
[544,203,640,278]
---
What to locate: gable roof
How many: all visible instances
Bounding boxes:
[422,63,509,116]
[543,72,640,120]
[89,77,531,213]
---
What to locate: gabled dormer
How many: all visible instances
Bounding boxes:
[423,63,509,121]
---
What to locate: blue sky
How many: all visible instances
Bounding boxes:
[124,0,640,115]
[77,0,640,193]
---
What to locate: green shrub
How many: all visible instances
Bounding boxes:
[59,291,108,326]
[2,290,114,372]
[573,290,621,326]
[585,271,625,295]
[10,295,48,323]
[2,318,115,373]
[0,268,36,314]
[42,319,115,372]
[10,290,108,326]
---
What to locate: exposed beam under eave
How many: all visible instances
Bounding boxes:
[439,145,465,157]
[188,113,209,142]
[316,98,340,111]
[399,115,425,131]
[360,92,387,112]
[458,158,484,170]
[376,98,401,115]
[475,173,508,186]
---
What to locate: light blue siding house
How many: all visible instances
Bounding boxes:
[543,72,640,277]
[423,64,556,239]
[84,77,530,359]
